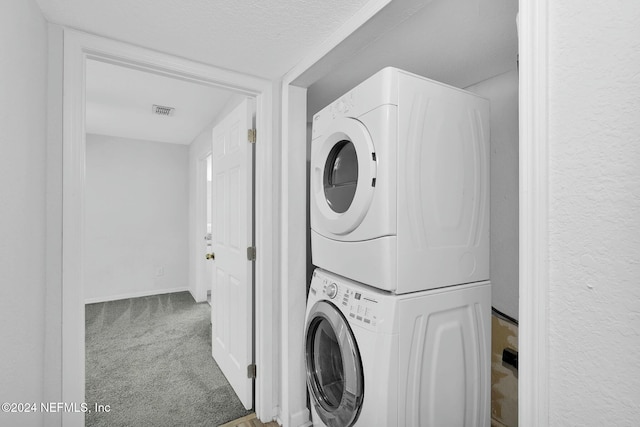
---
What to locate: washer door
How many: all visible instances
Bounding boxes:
[305,301,364,427]
[312,117,377,236]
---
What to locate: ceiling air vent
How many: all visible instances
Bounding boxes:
[152,104,175,116]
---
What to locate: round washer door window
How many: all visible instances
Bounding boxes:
[311,117,376,236]
[305,301,364,427]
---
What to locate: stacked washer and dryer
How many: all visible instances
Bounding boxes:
[305,68,492,427]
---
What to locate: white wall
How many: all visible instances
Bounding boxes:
[548,1,640,424]
[0,1,48,426]
[85,134,189,302]
[188,95,245,301]
[466,69,519,320]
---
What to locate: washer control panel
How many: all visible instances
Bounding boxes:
[343,288,379,327]
[314,270,380,329]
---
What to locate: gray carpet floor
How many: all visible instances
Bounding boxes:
[85,292,252,427]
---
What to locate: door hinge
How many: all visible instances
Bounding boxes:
[247,363,257,379]
[247,246,256,261]
[248,129,256,144]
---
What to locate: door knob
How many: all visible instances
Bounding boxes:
[205,253,215,260]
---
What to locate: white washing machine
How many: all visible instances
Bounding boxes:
[310,67,490,293]
[305,268,491,427]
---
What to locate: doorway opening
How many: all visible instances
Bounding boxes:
[82,58,255,424]
[59,29,277,427]
[199,153,213,305]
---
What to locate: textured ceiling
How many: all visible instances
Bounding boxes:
[35,0,371,79]
[308,0,519,118]
[86,59,242,144]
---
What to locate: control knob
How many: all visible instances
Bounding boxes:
[326,283,338,299]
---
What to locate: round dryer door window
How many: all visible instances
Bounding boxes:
[305,301,364,427]
[311,117,377,236]
[324,140,359,213]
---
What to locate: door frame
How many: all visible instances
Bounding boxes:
[280,0,550,426]
[516,1,550,425]
[59,28,277,426]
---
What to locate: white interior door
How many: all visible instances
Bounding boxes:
[210,98,255,409]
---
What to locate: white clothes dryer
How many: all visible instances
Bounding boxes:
[305,268,491,427]
[310,67,490,293]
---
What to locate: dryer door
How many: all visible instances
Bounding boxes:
[311,117,377,236]
[305,300,364,427]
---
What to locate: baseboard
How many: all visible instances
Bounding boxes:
[289,408,311,427]
[192,287,207,303]
[84,286,190,304]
